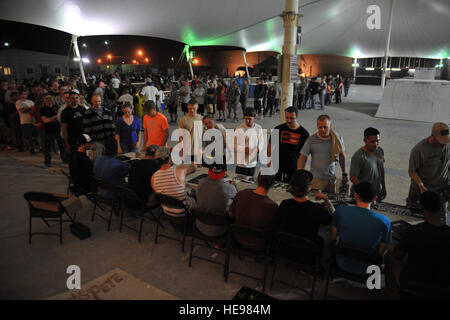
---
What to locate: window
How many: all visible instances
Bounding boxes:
[55,67,61,73]
[26,68,33,74]
[4,67,11,75]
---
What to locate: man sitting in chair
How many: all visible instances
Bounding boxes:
[70,134,95,193]
[127,144,161,206]
[93,137,129,199]
[331,182,392,275]
[151,146,197,217]
[228,174,278,251]
[387,191,450,295]
[196,163,237,237]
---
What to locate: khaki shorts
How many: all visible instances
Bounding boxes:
[311,177,337,193]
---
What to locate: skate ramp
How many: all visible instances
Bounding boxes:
[375,79,450,123]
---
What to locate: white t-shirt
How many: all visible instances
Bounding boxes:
[140,85,159,102]
[15,99,34,124]
[234,123,265,168]
[111,77,120,89]
[156,90,165,103]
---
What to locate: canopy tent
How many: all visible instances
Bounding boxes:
[0,0,449,59]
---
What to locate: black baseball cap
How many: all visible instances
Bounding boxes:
[289,169,313,191]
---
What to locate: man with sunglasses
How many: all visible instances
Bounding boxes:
[350,127,386,201]
[267,106,309,182]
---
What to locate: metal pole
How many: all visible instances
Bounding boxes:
[185,45,194,79]
[242,51,250,79]
[71,35,87,85]
[381,0,394,88]
[280,0,299,124]
[353,58,357,79]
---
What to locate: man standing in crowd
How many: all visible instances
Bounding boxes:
[350,127,386,201]
[407,122,449,225]
[140,81,158,103]
[229,174,278,251]
[296,77,307,110]
[178,99,203,163]
[268,106,309,182]
[40,93,68,167]
[253,79,265,119]
[61,89,86,153]
[142,100,169,148]
[226,81,240,122]
[82,94,115,159]
[205,81,217,120]
[298,114,347,194]
[331,182,391,275]
[15,91,35,153]
[234,107,265,177]
[179,80,191,115]
[239,79,249,116]
[308,77,320,110]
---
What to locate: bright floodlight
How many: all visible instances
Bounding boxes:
[4,42,9,47]
[137,50,143,56]
[82,43,87,47]
[97,59,102,63]
[145,57,149,62]
[107,54,112,59]
[82,57,90,64]
[104,41,108,45]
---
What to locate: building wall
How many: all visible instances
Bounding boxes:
[299,54,353,77]
[0,49,69,81]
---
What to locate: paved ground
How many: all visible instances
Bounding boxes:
[0,84,431,300]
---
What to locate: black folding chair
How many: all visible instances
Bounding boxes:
[224,224,272,293]
[188,209,230,269]
[270,232,322,300]
[154,193,191,252]
[90,175,121,231]
[24,192,76,245]
[115,185,162,243]
[323,243,383,300]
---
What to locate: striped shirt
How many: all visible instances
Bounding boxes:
[82,107,115,142]
[153,166,187,217]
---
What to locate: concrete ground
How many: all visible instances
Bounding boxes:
[0,84,430,300]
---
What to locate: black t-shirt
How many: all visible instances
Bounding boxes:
[309,82,320,95]
[396,222,450,287]
[277,199,332,263]
[271,123,309,170]
[61,105,85,148]
[127,159,160,202]
[69,151,93,192]
[39,105,60,134]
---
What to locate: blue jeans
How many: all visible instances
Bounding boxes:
[320,92,325,110]
[310,94,317,109]
[344,87,349,97]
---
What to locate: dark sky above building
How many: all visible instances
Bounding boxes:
[0,20,188,65]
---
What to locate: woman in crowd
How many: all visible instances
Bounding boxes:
[115,103,141,154]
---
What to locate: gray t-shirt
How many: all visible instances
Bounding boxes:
[350,147,385,195]
[408,138,450,197]
[301,133,345,180]
[196,177,237,237]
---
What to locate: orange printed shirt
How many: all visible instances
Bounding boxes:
[143,112,169,146]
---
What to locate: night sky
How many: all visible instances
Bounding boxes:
[0,20,188,65]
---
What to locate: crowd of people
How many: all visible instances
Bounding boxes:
[293,74,351,111]
[0,71,449,298]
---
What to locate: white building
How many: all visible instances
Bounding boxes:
[0,49,69,81]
